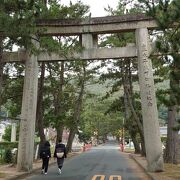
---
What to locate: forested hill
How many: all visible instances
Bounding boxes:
[85,77,169,126]
[85,77,169,97]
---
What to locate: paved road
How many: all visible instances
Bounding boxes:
[23,143,150,180]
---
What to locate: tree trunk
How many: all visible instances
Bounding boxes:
[48,62,65,142]
[55,61,65,142]
[125,86,146,156]
[122,60,145,155]
[66,128,76,153]
[122,59,145,155]
[66,63,86,152]
[131,131,141,154]
[36,62,46,144]
[56,125,64,143]
[56,61,64,139]
[140,134,146,156]
[125,87,144,138]
[164,105,178,164]
[36,0,47,150]
[164,69,179,164]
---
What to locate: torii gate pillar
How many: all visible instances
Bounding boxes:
[136,28,164,172]
[17,50,38,172]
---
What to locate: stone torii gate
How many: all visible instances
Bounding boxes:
[2,14,164,172]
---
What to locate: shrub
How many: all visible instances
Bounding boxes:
[0,142,18,149]
[161,137,167,144]
[3,149,13,163]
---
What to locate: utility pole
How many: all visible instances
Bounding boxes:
[121,118,125,152]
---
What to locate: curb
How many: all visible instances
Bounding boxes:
[129,154,156,180]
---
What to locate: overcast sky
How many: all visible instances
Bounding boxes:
[60,0,118,17]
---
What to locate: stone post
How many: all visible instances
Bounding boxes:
[81,34,98,59]
[81,34,98,49]
[135,28,164,172]
[17,49,39,172]
[92,34,98,48]
[11,123,16,142]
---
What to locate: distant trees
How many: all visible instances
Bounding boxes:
[2,124,19,142]
[99,1,145,155]
[80,96,123,143]
[2,125,12,142]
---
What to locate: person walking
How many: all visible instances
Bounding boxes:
[54,139,67,174]
[40,141,51,175]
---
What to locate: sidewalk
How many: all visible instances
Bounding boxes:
[130,153,180,180]
[0,152,81,180]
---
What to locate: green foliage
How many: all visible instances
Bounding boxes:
[0,0,89,51]
[158,106,168,124]
[41,1,89,19]
[2,125,19,142]
[78,131,91,143]
[100,2,156,152]
[80,96,123,141]
[0,0,44,50]
[0,142,18,149]
[2,64,24,118]
[172,115,180,131]
[2,125,11,142]
[0,1,91,143]
[161,136,167,144]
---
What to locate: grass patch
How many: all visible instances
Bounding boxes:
[161,163,180,179]
[124,148,135,153]
[0,159,5,165]
[0,172,6,178]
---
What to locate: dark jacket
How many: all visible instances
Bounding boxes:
[40,141,51,159]
[54,143,67,158]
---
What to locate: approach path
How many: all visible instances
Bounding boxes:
[22,142,150,180]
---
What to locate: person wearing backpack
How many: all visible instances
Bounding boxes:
[54,139,67,174]
[40,141,51,175]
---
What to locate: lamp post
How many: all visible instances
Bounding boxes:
[120,118,125,152]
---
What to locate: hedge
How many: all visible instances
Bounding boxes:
[0,142,18,150]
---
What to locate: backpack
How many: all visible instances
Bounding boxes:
[40,147,48,158]
[56,147,64,158]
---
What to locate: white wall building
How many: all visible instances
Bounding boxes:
[160,126,180,137]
